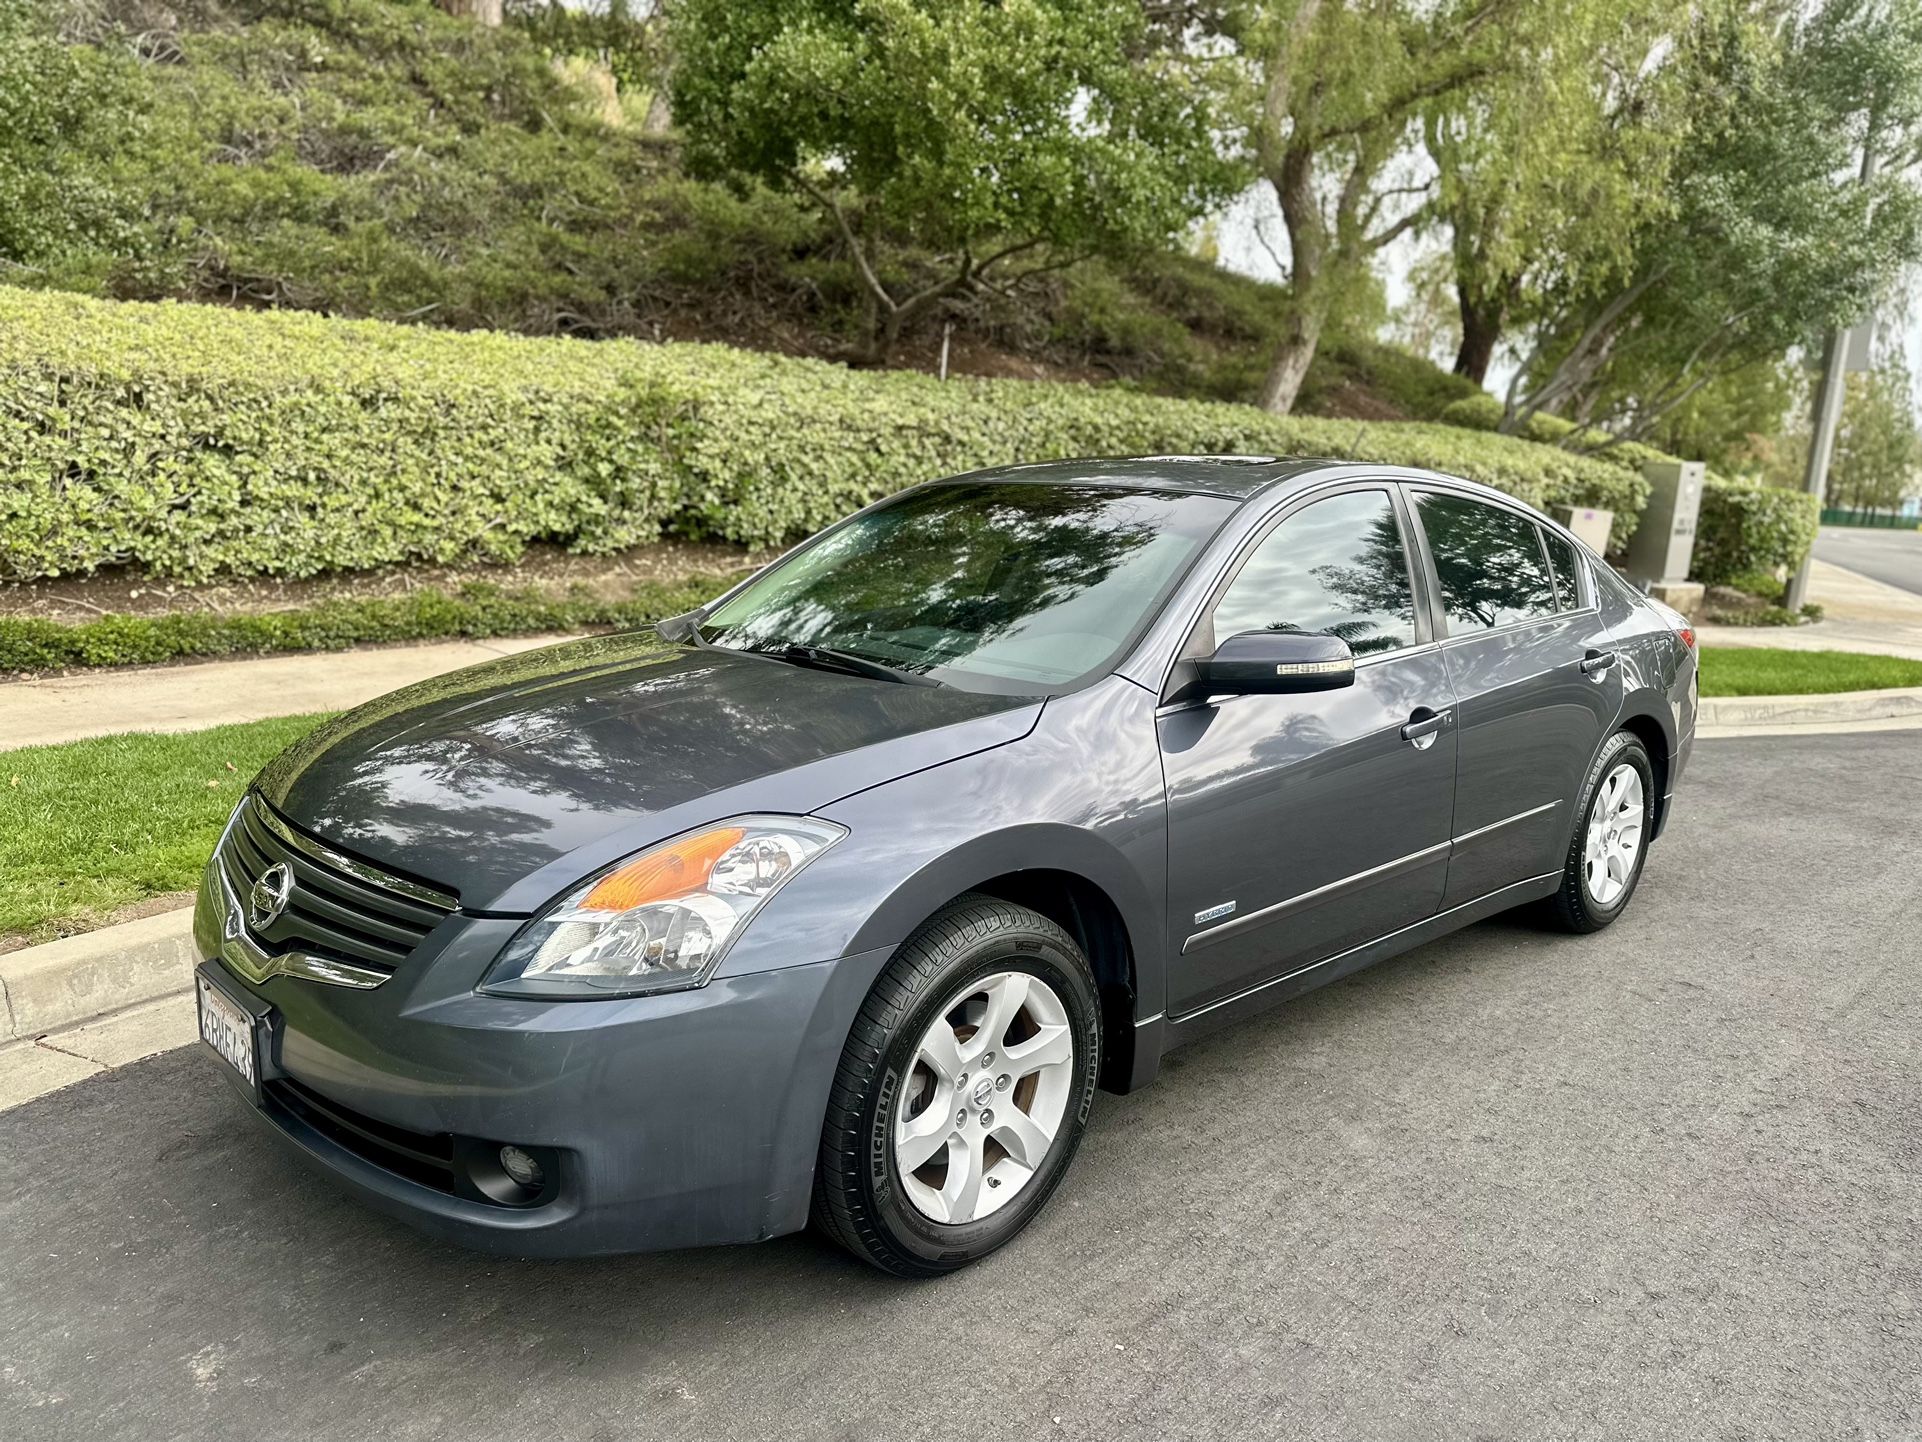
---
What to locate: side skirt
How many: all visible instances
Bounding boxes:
[1120,870,1562,1089]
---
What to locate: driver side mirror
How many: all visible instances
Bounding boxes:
[1185,630,1356,700]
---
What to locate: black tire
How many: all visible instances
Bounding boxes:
[812,893,1101,1277]
[1542,729,1655,934]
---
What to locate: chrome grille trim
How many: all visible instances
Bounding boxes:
[208,861,391,990]
[211,793,458,987]
[251,799,458,910]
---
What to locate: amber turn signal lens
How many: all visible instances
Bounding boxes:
[578,827,746,912]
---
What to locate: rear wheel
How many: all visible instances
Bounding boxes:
[812,894,1101,1277]
[1543,729,1654,933]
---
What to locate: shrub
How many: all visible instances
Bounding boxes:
[0,575,732,674]
[1693,475,1822,587]
[1714,566,1790,601]
[0,285,1649,581]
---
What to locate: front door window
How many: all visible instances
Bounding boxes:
[1209,489,1418,657]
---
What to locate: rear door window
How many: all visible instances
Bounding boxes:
[1413,492,1559,633]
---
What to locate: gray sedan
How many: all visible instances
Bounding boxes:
[192,457,1698,1275]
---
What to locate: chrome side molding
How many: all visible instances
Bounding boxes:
[1182,840,1452,953]
[1449,799,1561,847]
[1180,800,1565,954]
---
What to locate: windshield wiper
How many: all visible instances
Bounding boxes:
[744,642,941,688]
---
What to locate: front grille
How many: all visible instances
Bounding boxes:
[268,1077,458,1195]
[217,794,457,981]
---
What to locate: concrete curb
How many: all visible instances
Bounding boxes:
[1697,684,1922,729]
[0,907,195,1041]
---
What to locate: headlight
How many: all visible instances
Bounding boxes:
[479,815,846,999]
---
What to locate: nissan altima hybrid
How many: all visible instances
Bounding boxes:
[194,457,1697,1275]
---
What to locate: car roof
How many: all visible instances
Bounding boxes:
[941,455,1548,517]
[946,456,1336,501]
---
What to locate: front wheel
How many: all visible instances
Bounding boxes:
[1543,729,1654,933]
[812,894,1101,1277]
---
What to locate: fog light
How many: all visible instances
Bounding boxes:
[499,1144,545,1190]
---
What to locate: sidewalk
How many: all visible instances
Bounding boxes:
[1695,558,1922,662]
[2,633,576,750]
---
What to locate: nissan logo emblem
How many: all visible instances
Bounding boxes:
[248,862,295,930]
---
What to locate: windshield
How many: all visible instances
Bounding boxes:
[699,481,1237,693]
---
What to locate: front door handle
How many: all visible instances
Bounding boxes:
[1579,649,1619,677]
[1400,708,1452,749]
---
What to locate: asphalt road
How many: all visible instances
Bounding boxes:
[1815,525,1922,596]
[4,732,1919,1440]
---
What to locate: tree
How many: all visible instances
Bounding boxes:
[0,1,129,280]
[1211,0,1576,414]
[669,0,1238,366]
[509,2,674,131]
[1644,356,1797,473]
[1501,0,1922,446]
[1828,353,1922,512]
[440,0,504,25]
[1422,0,1678,383]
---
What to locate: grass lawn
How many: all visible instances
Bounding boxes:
[1698,647,1922,698]
[1,713,332,943]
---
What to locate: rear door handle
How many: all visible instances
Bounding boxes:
[1400,709,1452,748]
[1579,649,1619,676]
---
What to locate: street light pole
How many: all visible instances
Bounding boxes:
[1786,127,1881,611]
[1785,330,1850,610]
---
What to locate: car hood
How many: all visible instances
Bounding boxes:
[257,632,1039,913]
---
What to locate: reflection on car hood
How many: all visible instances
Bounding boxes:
[257,632,1038,911]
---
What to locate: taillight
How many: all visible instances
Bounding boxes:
[1676,626,1696,650]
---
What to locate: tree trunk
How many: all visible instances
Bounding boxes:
[438,0,503,25]
[642,88,673,134]
[1258,306,1322,415]
[1453,286,1504,384]
[1257,137,1327,416]
[853,305,905,369]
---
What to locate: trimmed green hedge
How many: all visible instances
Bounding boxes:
[0,575,730,673]
[0,286,1649,581]
[1692,476,1822,589]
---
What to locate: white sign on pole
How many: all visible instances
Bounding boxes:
[1843,319,1876,373]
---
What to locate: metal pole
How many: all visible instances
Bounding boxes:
[1786,127,1880,611]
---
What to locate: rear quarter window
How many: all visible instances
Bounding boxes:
[1539,527,1584,610]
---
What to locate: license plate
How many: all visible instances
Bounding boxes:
[198,971,259,1093]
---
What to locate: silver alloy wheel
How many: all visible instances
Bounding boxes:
[893,970,1075,1225]
[1583,762,1646,907]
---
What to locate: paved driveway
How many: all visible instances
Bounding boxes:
[1815,526,1922,597]
[2,732,1918,1440]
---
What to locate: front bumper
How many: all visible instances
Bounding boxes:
[193,863,892,1256]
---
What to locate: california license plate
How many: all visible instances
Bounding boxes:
[198,970,260,1096]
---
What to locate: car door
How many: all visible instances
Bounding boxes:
[1406,489,1623,908]
[1159,484,1459,1018]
